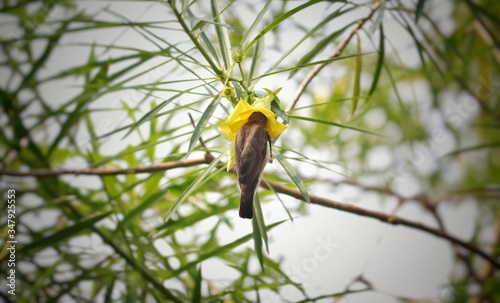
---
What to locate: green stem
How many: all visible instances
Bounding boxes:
[237,62,245,81]
[169,1,223,79]
[229,77,250,95]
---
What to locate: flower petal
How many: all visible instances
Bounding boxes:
[219,99,287,141]
[239,107,275,121]
[219,100,251,140]
[266,118,288,138]
[226,141,236,171]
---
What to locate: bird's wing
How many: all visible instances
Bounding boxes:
[235,124,269,185]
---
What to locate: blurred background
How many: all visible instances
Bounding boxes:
[1,0,499,302]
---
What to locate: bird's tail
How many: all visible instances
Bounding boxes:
[239,192,254,219]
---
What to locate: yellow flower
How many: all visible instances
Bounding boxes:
[220,86,235,100]
[220,98,288,170]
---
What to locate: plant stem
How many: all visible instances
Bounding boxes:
[169,1,224,79]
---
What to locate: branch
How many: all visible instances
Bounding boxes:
[3,154,498,269]
[0,156,210,176]
[263,179,500,270]
[434,190,500,204]
[285,1,382,113]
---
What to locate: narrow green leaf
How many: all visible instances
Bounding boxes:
[240,0,272,48]
[48,102,86,157]
[154,203,235,237]
[463,0,500,26]
[289,22,356,79]
[21,211,112,252]
[262,179,293,222]
[187,8,221,67]
[271,100,289,124]
[253,52,371,81]
[211,0,231,69]
[267,5,353,74]
[165,219,287,279]
[254,195,268,253]
[415,0,427,22]
[104,277,116,303]
[123,92,182,139]
[192,18,234,32]
[393,10,444,79]
[188,96,220,155]
[243,0,323,53]
[351,31,362,116]
[444,142,500,157]
[191,266,202,303]
[400,14,427,70]
[274,152,310,204]
[252,213,264,270]
[247,38,264,90]
[464,0,500,51]
[288,114,386,137]
[165,154,223,222]
[367,24,384,101]
[116,187,170,232]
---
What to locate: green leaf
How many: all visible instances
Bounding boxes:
[247,38,264,90]
[252,212,264,270]
[274,152,310,204]
[253,52,371,81]
[21,211,112,252]
[191,266,202,303]
[192,18,234,32]
[243,0,323,53]
[444,142,500,157]
[367,24,384,101]
[271,100,289,124]
[351,31,362,116]
[289,22,356,79]
[211,0,232,69]
[254,195,269,253]
[252,195,269,270]
[116,186,170,232]
[165,219,287,279]
[288,114,386,137]
[240,0,272,48]
[165,153,223,222]
[123,92,182,139]
[188,96,220,155]
[104,277,116,303]
[262,179,294,222]
[415,0,427,22]
[187,8,221,68]
[267,4,353,74]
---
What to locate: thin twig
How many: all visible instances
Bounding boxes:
[285,1,382,113]
[0,157,210,176]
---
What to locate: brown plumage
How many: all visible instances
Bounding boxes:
[235,112,271,219]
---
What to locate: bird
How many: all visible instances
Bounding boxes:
[235,111,272,219]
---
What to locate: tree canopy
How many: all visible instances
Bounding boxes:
[0,0,499,302]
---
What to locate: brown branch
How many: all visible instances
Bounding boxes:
[0,156,210,177]
[263,179,500,269]
[285,1,382,113]
[433,190,500,204]
[3,153,498,269]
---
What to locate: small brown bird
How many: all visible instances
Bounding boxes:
[235,112,272,219]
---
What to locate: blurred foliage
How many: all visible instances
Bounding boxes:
[0,0,499,302]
